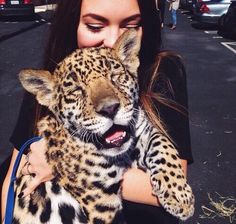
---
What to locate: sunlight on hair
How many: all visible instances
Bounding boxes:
[199,192,236,223]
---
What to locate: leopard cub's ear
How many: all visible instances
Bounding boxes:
[113,29,141,74]
[19,69,55,108]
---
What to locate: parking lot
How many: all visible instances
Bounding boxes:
[0,4,236,224]
[163,7,236,224]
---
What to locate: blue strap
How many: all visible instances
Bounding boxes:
[4,136,42,224]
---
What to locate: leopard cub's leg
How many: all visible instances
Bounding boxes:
[137,127,194,220]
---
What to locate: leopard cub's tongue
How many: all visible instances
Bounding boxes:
[105,131,126,144]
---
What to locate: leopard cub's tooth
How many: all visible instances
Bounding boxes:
[106,139,111,143]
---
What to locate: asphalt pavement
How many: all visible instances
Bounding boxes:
[0,6,236,224]
[162,8,236,224]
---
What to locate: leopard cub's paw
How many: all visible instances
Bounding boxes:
[151,172,195,220]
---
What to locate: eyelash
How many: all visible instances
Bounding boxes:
[86,24,103,33]
[85,23,141,33]
[123,22,142,29]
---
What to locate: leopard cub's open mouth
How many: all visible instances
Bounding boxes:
[102,125,131,148]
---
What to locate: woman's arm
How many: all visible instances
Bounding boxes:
[1,139,53,218]
[122,159,187,206]
[1,148,26,219]
[1,143,188,216]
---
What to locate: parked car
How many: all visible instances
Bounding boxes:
[0,0,34,17]
[192,0,231,24]
[180,0,194,11]
[218,1,236,40]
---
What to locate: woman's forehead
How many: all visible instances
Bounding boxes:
[80,0,140,18]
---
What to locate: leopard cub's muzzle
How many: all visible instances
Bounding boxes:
[94,97,135,157]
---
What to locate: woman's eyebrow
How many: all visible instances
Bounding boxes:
[82,13,108,23]
[122,14,141,23]
[82,13,141,23]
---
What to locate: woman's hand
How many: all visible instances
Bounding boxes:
[21,138,54,197]
[122,159,188,206]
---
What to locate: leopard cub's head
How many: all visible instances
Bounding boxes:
[19,30,141,157]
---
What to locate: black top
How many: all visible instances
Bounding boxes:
[9,55,193,224]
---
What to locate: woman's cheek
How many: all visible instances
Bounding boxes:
[77,28,103,48]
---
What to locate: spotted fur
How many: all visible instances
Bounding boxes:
[13,30,194,224]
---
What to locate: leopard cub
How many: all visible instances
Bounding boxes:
[12,30,194,224]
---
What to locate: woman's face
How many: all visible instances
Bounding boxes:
[77,0,142,49]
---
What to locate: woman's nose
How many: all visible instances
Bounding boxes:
[103,28,122,48]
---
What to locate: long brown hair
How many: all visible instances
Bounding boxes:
[34,0,180,137]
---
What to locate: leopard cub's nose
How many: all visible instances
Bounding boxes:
[96,100,120,119]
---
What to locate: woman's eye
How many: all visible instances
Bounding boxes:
[123,22,142,30]
[86,24,103,33]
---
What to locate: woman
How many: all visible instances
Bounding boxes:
[156,0,166,28]
[1,0,193,223]
[168,0,180,30]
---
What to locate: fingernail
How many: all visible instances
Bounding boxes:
[18,192,24,198]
